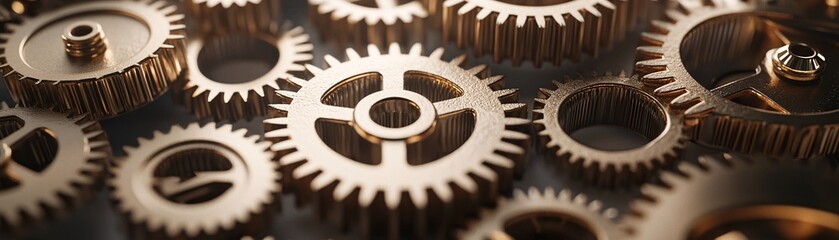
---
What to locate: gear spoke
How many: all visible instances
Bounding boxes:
[380,140,408,168]
[434,97,469,115]
[710,69,789,113]
[0,123,38,147]
[318,104,355,122]
[380,70,406,90]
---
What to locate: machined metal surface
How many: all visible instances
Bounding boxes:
[0,0,186,119]
[110,123,279,239]
[185,0,281,34]
[308,0,428,48]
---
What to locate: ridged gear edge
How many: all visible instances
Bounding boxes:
[186,0,281,34]
[0,0,187,119]
[441,0,647,67]
[533,72,688,188]
[179,24,313,121]
[308,0,428,48]
[109,123,280,239]
[264,43,530,239]
[0,103,110,235]
[458,187,623,240]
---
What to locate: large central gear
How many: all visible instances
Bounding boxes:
[0,0,186,119]
[0,104,110,234]
[265,43,530,239]
[635,0,839,158]
[441,0,648,67]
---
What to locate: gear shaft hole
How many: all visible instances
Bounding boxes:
[153,148,233,204]
[70,25,93,37]
[503,212,598,240]
[369,98,421,128]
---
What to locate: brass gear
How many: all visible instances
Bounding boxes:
[458,187,624,240]
[624,154,839,239]
[185,0,281,34]
[110,123,279,239]
[0,103,111,234]
[533,73,687,188]
[177,24,313,121]
[265,43,530,239]
[0,0,187,119]
[308,0,428,48]
[635,0,839,158]
[440,0,649,67]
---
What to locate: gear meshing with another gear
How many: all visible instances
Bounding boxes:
[185,0,281,34]
[265,43,530,239]
[176,24,313,121]
[624,154,839,239]
[458,187,624,240]
[0,0,186,119]
[110,123,279,239]
[635,0,839,158]
[0,104,111,235]
[440,0,650,67]
[534,73,688,188]
[308,0,428,48]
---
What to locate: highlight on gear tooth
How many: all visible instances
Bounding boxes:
[264,42,530,239]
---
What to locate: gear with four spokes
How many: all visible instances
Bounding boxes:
[0,103,110,235]
[635,0,839,158]
[177,24,313,121]
[534,73,687,188]
[308,0,428,48]
[459,187,624,240]
[185,0,281,34]
[110,123,279,239]
[0,0,186,119]
[265,43,530,239]
[624,154,839,239]
[440,0,649,67]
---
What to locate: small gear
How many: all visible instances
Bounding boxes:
[440,0,649,67]
[0,103,110,234]
[533,73,687,188]
[635,0,839,158]
[185,0,281,34]
[0,0,187,119]
[624,154,839,239]
[265,43,530,239]
[177,24,313,121]
[458,187,624,240]
[110,123,279,239]
[308,0,428,48]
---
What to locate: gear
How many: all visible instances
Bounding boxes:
[624,154,839,239]
[308,0,428,48]
[458,187,623,240]
[177,24,312,121]
[110,123,279,239]
[0,0,187,119]
[440,0,649,67]
[0,103,110,234]
[635,0,839,158]
[265,43,530,239]
[533,73,687,188]
[185,0,281,34]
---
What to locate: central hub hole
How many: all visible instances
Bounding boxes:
[504,212,597,240]
[71,25,94,37]
[153,148,233,204]
[197,35,280,84]
[369,98,421,128]
[789,43,817,58]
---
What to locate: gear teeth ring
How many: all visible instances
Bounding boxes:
[177,24,313,121]
[110,123,279,239]
[0,103,110,235]
[308,0,428,48]
[458,187,624,240]
[0,0,187,119]
[265,43,530,239]
[534,73,688,188]
[185,0,281,34]
[440,0,648,67]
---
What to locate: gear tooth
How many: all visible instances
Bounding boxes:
[513,188,527,199]
[493,89,517,98]
[333,182,356,201]
[467,64,487,75]
[639,183,672,199]
[450,55,467,66]
[649,20,674,32]
[408,43,422,56]
[640,33,667,46]
[573,193,588,205]
[305,64,323,75]
[477,8,492,20]
[482,75,504,86]
[588,199,603,211]
[496,141,524,155]
[635,57,666,70]
[384,189,401,209]
[324,54,342,67]
[485,153,515,169]
[311,173,336,190]
[431,182,453,202]
[429,47,445,59]
[543,187,556,198]
[285,76,308,88]
[367,44,382,56]
[293,162,320,181]
[671,91,701,106]
[640,70,675,86]
[504,117,530,126]
[408,186,428,208]
[654,81,687,96]
[472,165,497,182]
[388,43,402,54]
[358,187,378,207]
[346,48,362,60]
[501,103,526,112]
[526,187,540,199]
[664,9,687,22]
[453,175,477,193]
[276,90,298,99]
[534,98,548,105]
[501,130,528,140]
[496,13,510,24]
[264,128,291,138]
[279,150,307,166]
[684,100,714,117]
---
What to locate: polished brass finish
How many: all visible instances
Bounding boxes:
[624,154,839,239]
[440,0,649,67]
[110,123,279,239]
[177,25,313,121]
[534,73,687,188]
[265,43,530,239]
[185,0,281,34]
[0,1,187,119]
[635,0,839,158]
[0,103,110,234]
[308,0,428,48]
[459,187,623,240]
